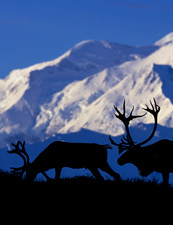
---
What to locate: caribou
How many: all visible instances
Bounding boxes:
[8,141,121,182]
[109,98,173,186]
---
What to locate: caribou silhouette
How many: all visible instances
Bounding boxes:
[109,98,173,186]
[8,141,121,182]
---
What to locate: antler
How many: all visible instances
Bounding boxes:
[109,134,136,154]
[114,100,146,127]
[109,98,160,153]
[137,98,160,146]
[109,100,146,153]
[142,98,160,118]
[7,141,30,177]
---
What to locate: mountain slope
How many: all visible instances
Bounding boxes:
[154,32,173,46]
[0,35,173,147]
[33,37,173,137]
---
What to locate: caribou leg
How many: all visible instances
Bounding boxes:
[89,168,104,180]
[162,171,169,186]
[55,167,62,180]
[100,163,121,181]
[41,171,55,183]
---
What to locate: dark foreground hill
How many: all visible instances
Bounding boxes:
[2,169,173,220]
[1,170,169,223]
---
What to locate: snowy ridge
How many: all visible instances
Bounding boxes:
[0,34,173,147]
[154,32,173,46]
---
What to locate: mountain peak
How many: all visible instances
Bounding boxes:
[154,32,173,46]
[1,34,173,148]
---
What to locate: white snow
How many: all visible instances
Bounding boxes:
[154,32,173,46]
[0,34,173,147]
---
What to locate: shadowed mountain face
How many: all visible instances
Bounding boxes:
[0,34,172,148]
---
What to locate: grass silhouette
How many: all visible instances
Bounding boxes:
[1,169,172,191]
[2,169,173,206]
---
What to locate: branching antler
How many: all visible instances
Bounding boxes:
[137,98,160,146]
[110,100,146,153]
[142,98,160,118]
[7,141,30,177]
[114,100,146,127]
[109,134,136,154]
[110,98,160,153]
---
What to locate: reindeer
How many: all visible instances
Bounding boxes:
[109,98,173,186]
[8,141,121,182]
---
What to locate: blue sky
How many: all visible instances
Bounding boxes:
[1,0,173,78]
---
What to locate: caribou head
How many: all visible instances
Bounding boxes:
[7,141,51,181]
[109,98,160,168]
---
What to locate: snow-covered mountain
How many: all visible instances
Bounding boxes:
[1,33,173,148]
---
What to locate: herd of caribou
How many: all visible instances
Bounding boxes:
[8,98,173,185]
